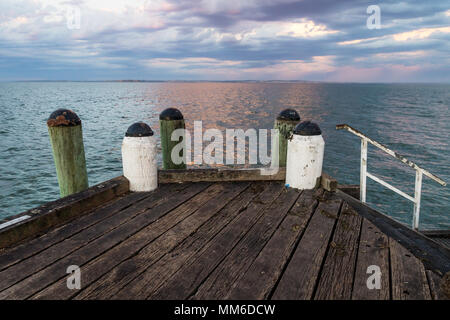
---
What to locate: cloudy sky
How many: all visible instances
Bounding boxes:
[1,0,449,82]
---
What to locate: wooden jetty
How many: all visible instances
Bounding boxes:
[0,108,448,300]
[0,168,449,300]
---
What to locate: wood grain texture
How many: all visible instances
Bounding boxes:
[426,271,449,300]
[421,230,450,237]
[314,202,362,300]
[0,176,129,249]
[107,182,268,300]
[320,173,337,192]
[273,119,298,167]
[48,124,88,197]
[1,176,448,301]
[337,189,450,275]
[37,182,249,300]
[351,219,390,300]
[0,183,210,299]
[272,192,342,300]
[150,182,285,300]
[192,187,301,300]
[427,237,450,249]
[390,238,432,300]
[338,184,360,200]
[158,168,286,183]
[0,182,187,293]
[160,119,186,170]
[0,190,157,272]
[226,189,320,299]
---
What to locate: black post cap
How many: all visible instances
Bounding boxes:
[159,108,184,120]
[277,109,301,121]
[125,122,154,137]
[293,121,322,136]
[47,109,81,127]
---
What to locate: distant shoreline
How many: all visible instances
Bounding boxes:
[2,80,449,84]
[7,80,316,83]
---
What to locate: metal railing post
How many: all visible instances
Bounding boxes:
[360,138,368,203]
[337,124,446,231]
[413,170,423,230]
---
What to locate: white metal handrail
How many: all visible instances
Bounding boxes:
[336,124,446,230]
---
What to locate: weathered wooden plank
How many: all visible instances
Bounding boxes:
[0,182,189,292]
[192,187,302,300]
[421,230,450,237]
[429,237,450,249]
[0,176,129,249]
[320,173,337,192]
[351,219,390,300]
[150,182,285,300]
[336,189,450,275]
[158,168,286,183]
[47,121,88,197]
[421,231,450,249]
[273,118,299,167]
[390,238,432,300]
[0,183,210,299]
[314,202,363,300]
[160,117,186,170]
[426,271,450,300]
[271,193,342,300]
[33,182,249,300]
[338,184,360,199]
[0,190,159,272]
[226,189,320,300]
[80,182,266,300]
[111,183,271,300]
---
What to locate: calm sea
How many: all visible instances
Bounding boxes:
[0,82,448,229]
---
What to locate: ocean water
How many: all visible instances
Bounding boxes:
[0,82,448,229]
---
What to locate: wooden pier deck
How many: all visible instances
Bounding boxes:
[0,171,449,300]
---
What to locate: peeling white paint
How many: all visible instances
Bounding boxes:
[121,136,158,192]
[286,134,324,190]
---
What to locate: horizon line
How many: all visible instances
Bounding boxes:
[1,80,450,84]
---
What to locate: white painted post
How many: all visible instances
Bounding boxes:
[360,138,368,203]
[121,122,158,192]
[286,121,325,190]
[413,170,423,230]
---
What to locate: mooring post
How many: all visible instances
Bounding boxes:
[47,109,89,197]
[272,109,301,167]
[286,121,325,190]
[122,122,157,192]
[159,108,187,169]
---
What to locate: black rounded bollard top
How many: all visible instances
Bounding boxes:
[47,109,81,127]
[126,122,154,137]
[159,108,184,121]
[293,121,322,136]
[276,109,301,121]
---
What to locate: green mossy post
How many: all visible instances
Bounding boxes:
[273,109,301,167]
[47,109,88,197]
[159,108,186,170]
